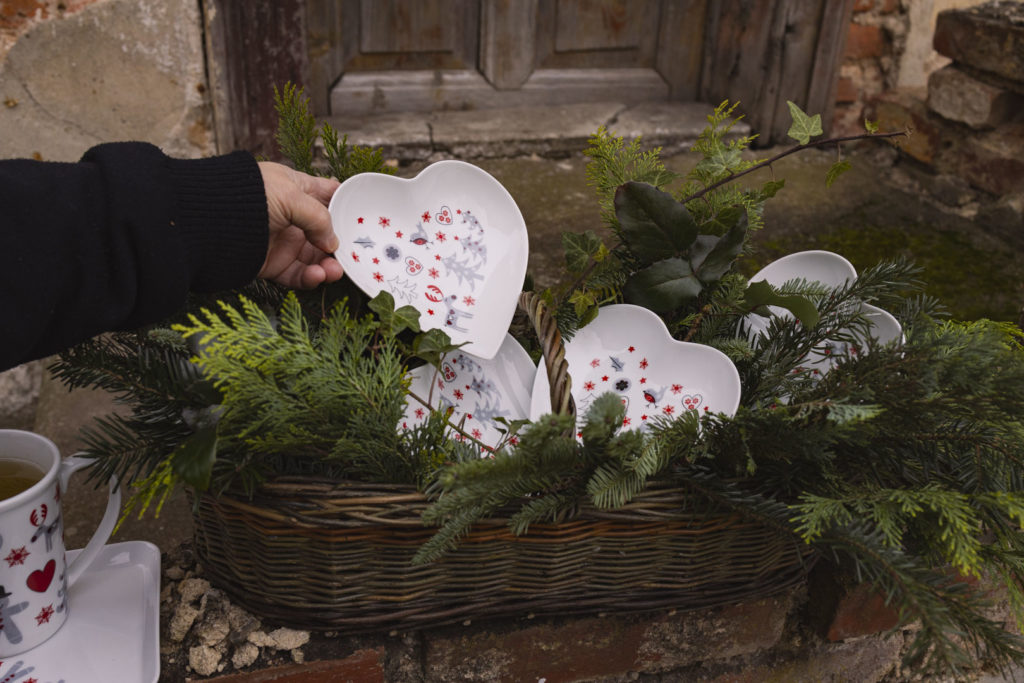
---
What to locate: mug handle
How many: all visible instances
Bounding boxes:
[59,455,122,586]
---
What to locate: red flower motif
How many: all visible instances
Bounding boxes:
[436,232,447,242]
[639,377,647,384]
[422,211,431,222]
[471,429,482,439]
[671,383,682,393]
[35,604,54,625]
[4,546,29,567]
[639,358,649,369]
[373,272,384,282]
[351,252,359,262]
[623,417,631,426]
[415,408,425,418]
[583,381,595,391]
[429,268,440,279]
[379,217,390,227]
[590,358,600,368]
[454,389,464,400]
[663,405,675,415]
[463,296,476,306]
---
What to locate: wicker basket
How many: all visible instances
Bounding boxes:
[190,293,813,632]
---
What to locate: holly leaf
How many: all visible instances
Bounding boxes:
[694,212,748,282]
[170,424,218,492]
[786,100,823,145]
[563,231,607,272]
[622,258,703,313]
[742,280,819,328]
[614,182,698,265]
[826,160,853,188]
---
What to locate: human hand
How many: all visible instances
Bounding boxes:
[258,162,344,289]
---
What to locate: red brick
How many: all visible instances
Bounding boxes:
[0,0,48,29]
[852,0,874,12]
[203,649,386,683]
[827,583,900,641]
[879,0,899,14]
[871,88,944,164]
[835,76,858,104]
[846,23,887,59]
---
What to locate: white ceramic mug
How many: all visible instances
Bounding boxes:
[0,430,120,656]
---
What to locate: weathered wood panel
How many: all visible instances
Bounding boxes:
[656,0,708,101]
[553,0,654,52]
[204,0,310,157]
[306,0,358,115]
[344,0,479,71]
[480,0,540,90]
[701,0,852,145]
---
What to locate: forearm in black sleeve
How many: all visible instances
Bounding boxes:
[0,142,268,370]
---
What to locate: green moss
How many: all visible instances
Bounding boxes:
[743,222,1022,322]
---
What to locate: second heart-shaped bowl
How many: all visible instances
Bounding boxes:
[329,160,529,359]
[530,304,742,433]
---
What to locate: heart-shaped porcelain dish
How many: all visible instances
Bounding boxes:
[401,334,536,451]
[530,304,742,432]
[742,250,903,376]
[329,160,529,359]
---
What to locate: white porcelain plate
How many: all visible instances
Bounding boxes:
[329,160,529,359]
[2,541,160,683]
[742,250,903,376]
[402,334,536,451]
[530,305,742,434]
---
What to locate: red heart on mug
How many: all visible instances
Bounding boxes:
[26,559,56,593]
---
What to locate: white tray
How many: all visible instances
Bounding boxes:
[0,541,161,683]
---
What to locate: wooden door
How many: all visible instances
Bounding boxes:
[311,0,707,116]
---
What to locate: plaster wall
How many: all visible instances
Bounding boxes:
[0,0,214,162]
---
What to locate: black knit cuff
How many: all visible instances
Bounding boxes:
[166,152,268,292]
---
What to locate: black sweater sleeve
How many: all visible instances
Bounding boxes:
[0,142,268,370]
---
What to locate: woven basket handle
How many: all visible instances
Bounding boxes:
[518,291,576,423]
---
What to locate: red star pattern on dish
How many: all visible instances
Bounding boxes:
[357,217,364,224]
[639,358,649,369]
[4,546,28,567]
[351,252,359,262]
[463,296,475,306]
[508,436,519,446]
[379,216,390,227]
[436,232,446,242]
[427,309,435,316]
[639,377,647,384]
[590,358,600,368]
[395,230,403,238]
[428,268,440,278]
[466,413,473,420]
[628,346,635,352]
[454,389,464,400]
[663,405,675,415]
[471,429,482,439]
[623,417,631,426]
[437,380,445,389]
[671,384,682,394]
[601,375,609,382]
[456,209,462,214]
[35,604,54,625]
[414,408,424,419]
[583,381,595,391]
[372,257,380,264]
[422,211,431,222]
[641,414,648,421]
[373,272,383,282]
[435,254,442,261]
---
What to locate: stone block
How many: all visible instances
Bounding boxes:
[0,360,41,429]
[846,23,887,60]
[934,3,1024,84]
[422,593,795,682]
[871,88,946,165]
[958,123,1024,196]
[927,65,1024,130]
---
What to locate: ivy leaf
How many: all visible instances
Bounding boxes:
[622,258,703,313]
[170,424,218,492]
[694,146,743,179]
[758,179,786,200]
[614,182,698,265]
[826,160,853,188]
[742,280,820,328]
[786,100,823,145]
[412,328,460,367]
[568,289,597,318]
[865,118,879,134]
[563,231,606,272]
[368,290,396,322]
[393,305,422,334]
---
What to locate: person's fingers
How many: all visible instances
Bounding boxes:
[292,171,340,206]
[286,189,339,254]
